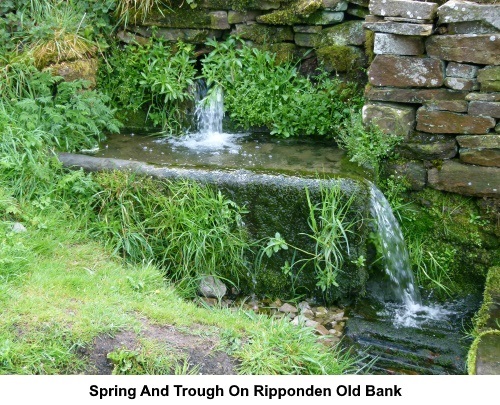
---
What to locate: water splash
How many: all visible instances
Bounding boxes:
[369,184,455,328]
[166,80,242,151]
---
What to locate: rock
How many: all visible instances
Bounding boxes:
[314,306,329,317]
[302,309,315,318]
[428,160,500,197]
[424,100,468,113]
[198,276,227,299]
[315,324,330,335]
[386,161,428,190]
[363,21,434,36]
[279,303,298,313]
[447,21,497,35]
[316,45,366,72]
[155,28,222,43]
[12,222,27,233]
[46,59,99,88]
[228,11,261,24]
[291,315,319,327]
[144,9,230,30]
[368,55,444,88]
[331,311,345,321]
[319,20,365,46]
[444,77,478,91]
[232,23,294,43]
[416,107,496,134]
[349,0,369,6]
[401,132,458,159]
[496,123,500,134]
[256,0,323,25]
[297,301,311,312]
[478,67,500,93]
[369,0,438,21]
[469,102,500,118]
[437,0,500,31]
[365,87,468,103]
[460,149,500,167]
[346,5,369,19]
[475,333,500,375]
[116,30,149,45]
[321,0,348,11]
[294,33,318,47]
[466,93,500,102]
[199,297,218,307]
[293,25,322,33]
[373,33,424,55]
[362,102,416,137]
[426,34,500,65]
[305,11,344,25]
[446,62,478,79]
[457,135,500,149]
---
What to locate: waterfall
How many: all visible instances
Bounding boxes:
[369,184,421,307]
[368,183,454,328]
[166,80,241,151]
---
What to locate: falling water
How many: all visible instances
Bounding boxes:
[369,184,453,328]
[166,80,242,150]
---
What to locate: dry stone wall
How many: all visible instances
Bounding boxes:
[363,0,500,198]
[117,0,371,74]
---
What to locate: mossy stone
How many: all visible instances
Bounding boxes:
[319,20,365,46]
[233,23,294,43]
[316,45,366,72]
[257,0,322,25]
[255,43,300,64]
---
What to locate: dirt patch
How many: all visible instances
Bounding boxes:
[84,320,237,375]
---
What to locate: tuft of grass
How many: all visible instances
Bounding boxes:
[114,0,165,28]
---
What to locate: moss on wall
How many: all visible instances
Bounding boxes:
[316,45,366,72]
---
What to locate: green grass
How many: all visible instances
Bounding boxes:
[0,198,361,375]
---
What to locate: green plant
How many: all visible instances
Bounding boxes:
[257,183,363,298]
[114,0,165,28]
[90,172,251,295]
[201,37,362,138]
[99,37,196,132]
[336,112,403,175]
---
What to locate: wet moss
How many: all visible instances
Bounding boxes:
[364,29,375,65]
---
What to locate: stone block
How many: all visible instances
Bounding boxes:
[447,21,497,35]
[321,0,348,11]
[232,24,294,43]
[155,28,222,43]
[386,161,427,190]
[116,30,149,45]
[368,55,444,88]
[373,33,424,55]
[369,0,438,20]
[257,0,323,25]
[346,6,369,19]
[294,33,318,47]
[47,59,98,88]
[446,62,478,79]
[293,25,323,33]
[400,134,458,160]
[466,93,500,102]
[145,9,230,30]
[306,11,344,25]
[438,0,500,31]
[349,0,369,6]
[457,135,500,149]
[426,35,500,65]
[416,107,496,134]
[362,102,416,137]
[478,67,500,92]
[424,100,468,113]
[444,77,479,91]
[320,20,365,46]
[316,45,366,71]
[365,87,468,103]
[428,160,500,197]
[469,101,500,118]
[200,0,280,10]
[460,149,500,167]
[228,10,261,24]
[364,21,433,36]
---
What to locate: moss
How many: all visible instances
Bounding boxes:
[257,0,322,25]
[145,8,227,29]
[316,45,366,73]
[46,59,99,88]
[234,23,294,43]
[364,29,375,65]
[467,330,500,374]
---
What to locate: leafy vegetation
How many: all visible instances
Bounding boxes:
[98,37,197,132]
[202,37,362,138]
